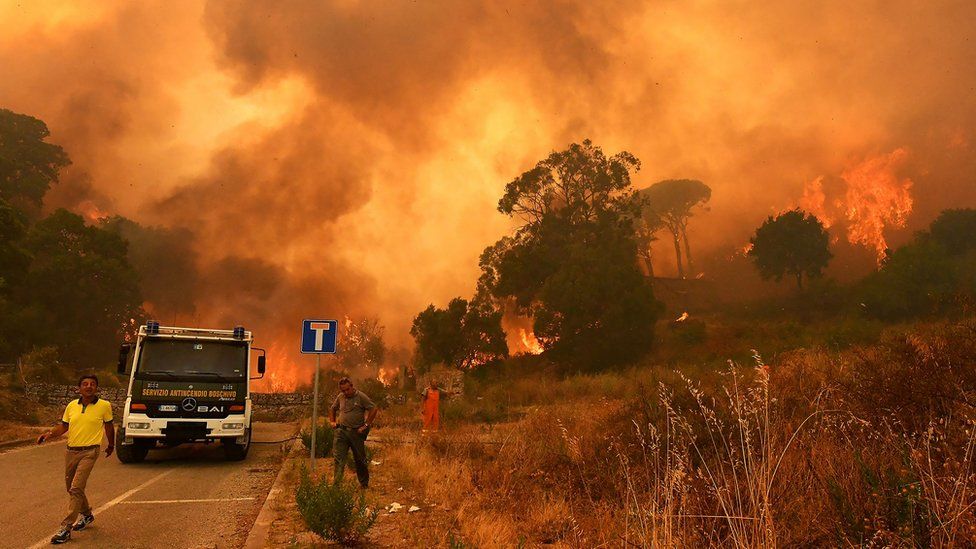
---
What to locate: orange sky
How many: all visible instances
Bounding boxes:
[2,0,975,383]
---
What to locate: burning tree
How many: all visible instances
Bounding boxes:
[409,296,507,371]
[748,208,832,290]
[337,316,387,376]
[482,139,661,370]
[638,179,711,279]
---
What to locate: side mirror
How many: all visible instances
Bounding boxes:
[251,347,267,379]
[117,343,133,375]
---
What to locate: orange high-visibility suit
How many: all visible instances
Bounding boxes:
[421,388,441,431]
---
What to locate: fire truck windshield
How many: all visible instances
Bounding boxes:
[137,339,247,380]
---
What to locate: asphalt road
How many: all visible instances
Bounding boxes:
[0,422,295,549]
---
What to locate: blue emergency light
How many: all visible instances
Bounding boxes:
[233,325,246,339]
[146,320,160,334]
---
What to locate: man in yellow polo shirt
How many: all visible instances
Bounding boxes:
[37,374,115,544]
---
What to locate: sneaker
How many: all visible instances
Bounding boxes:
[50,529,71,544]
[72,513,94,531]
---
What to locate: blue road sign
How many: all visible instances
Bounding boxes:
[301,319,338,354]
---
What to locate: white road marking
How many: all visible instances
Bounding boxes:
[29,469,174,549]
[122,497,256,504]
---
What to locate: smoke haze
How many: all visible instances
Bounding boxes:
[2,0,975,383]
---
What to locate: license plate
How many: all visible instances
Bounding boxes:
[159,404,177,412]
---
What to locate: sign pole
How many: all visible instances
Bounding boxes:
[301,319,336,475]
[310,354,321,473]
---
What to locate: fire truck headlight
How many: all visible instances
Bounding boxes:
[222,423,244,430]
[127,422,150,430]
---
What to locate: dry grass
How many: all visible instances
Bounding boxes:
[0,419,45,444]
[374,318,976,547]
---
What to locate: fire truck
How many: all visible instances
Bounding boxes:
[115,322,266,462]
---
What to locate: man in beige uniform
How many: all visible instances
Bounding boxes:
[37,374,115,544]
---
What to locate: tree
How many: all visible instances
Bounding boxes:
[18,209,144,367]
[748,209,832,290]
[859,239,956,320]
[638,179,711,278]
[410,297,507,372]
[101,217,200,321]
[498,139,641,228]
[929,209,976,256]
[337,317,386,375]
[483,140,661,370]
[635,207,665,278]
[0,197,30,293]
[0,109,70,211]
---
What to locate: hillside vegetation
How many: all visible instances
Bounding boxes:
[378,317,976,547]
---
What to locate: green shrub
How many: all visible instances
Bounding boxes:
[672,318,707,344]
[357,378,391,408]
[295,465,378,546]
[300,423,334,458]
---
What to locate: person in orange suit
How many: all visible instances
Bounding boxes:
[420,379,443,432]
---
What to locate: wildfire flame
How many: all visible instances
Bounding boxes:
[254,340,302,393]
[377,367,397,386]
[78,199,110,223]
[501,301,544,356]
[675,312,689,322]
[801,148,914,262]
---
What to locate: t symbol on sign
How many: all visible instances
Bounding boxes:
[309,322,331,351]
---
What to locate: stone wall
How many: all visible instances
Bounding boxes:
[24,383,309,406]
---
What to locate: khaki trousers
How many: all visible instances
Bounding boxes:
[61,447,99,529]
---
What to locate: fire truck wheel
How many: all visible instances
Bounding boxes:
[116,428,149,463]
[222,427,251,461]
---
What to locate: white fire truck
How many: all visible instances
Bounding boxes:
[115,322,266,462]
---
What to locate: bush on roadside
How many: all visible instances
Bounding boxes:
[300,422,335,458]
[296,465,378,546]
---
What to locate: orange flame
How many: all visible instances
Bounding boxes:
[500,301,544,355]
[801,148,913,262]
[78,199,110,223]
[377,367,396,386]
[253,339,303,393]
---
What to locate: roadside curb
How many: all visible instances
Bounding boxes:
[0,437,35,451]
[243,431,303,549]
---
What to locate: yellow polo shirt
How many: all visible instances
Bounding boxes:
[61,397,113,447]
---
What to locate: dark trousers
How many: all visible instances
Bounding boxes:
[333,426,369,487]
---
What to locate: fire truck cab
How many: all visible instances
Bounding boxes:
[115,322,266,462]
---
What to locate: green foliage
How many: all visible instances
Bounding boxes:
[748,208,832,290]
[18,345,72,384]
[0,108,70,210]
[638,178,711,277]
[101,217,199,321]
[337,317,386,374]
[827,452,928,545]
[410,296,507,371]
[531,217,661,369]
[859,240,958,320]
[483,140,662,371]
[300,422,335,457]
[928,208,976,256]
[858,209,976,321]
[17,209,144,365]
[295,465,377,546]
[356,378,391,409]
[497,139,640,227]
[671,318,707,345]
[0,198,30,293]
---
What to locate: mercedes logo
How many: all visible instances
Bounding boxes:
[181,397,197,411]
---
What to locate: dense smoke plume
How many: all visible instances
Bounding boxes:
[1,1,975,385]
